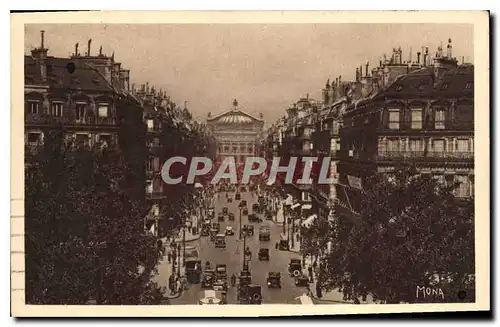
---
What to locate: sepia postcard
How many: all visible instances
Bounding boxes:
[11,11,490,317]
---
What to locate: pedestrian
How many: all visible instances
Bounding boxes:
[312,260,318,271]
[316,283,323,298]
[275,242,278,250]
[169,275,175,295]
[308,265,314,283]
[176,278,182,294]
[167,251,171,263]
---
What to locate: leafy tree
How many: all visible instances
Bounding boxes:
[25,129,167,304]
[319,165,475,303]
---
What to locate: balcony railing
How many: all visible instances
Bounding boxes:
[26,113,117,126]
[376,151,474,162]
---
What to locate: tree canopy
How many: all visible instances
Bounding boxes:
[318,166,475,303]
[25,129,167,304]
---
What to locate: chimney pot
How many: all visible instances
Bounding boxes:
[40,30,45,49]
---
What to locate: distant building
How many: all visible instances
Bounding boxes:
[207,99,264,167]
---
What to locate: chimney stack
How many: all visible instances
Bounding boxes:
[365,62,369,77]
[359,65,363,78]
[447,38,453,58]
[417,52,421,65]
[40,30,45,49]
[379,60,382,67]
[355,68,360,82]
[87,39,92,56]
[339,75,342,85]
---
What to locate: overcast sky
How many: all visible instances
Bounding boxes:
[25,24,474,124]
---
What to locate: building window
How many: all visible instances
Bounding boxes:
[388,109,400,129]
[455,175,470,198]
[378,138,387,154]
[147,119,154,131]
[75,102,86,121]
[27,100,40,114]
[435,109,445,129]
[50,101,63,117]
[247,146,253,153]
[153,137,160,148]
[411,109,422,129]
[232,146,237,153]
[409,138,423,152]
[146,180,153,194]
[433,139,445,153]
[27,132,41,145]
[387,138,399,152]
[302,192,311,202]
[99,134,112,147]
[98,103,109,117]
[75,134,90,147]
[455,139,469,153]
[224,145,229,152]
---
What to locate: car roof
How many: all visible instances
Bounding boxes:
[216,233,225,237]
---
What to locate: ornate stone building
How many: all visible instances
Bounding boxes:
[207,99,264,165]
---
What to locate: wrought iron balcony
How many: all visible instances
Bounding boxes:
[376,151,474,162]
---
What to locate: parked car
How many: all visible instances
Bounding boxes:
[288,259,302,277]
[259,226,270,241]
[295,275,309,287]
[218,212,225,222]
[228,212,235,221]
[222,207,228,214]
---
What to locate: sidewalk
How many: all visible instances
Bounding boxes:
[304,260,377,304]
[153,247,187,299]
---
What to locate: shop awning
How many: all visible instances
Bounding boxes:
[194,182,203,189]
[301,214,317,228]
[291,203,301,210]
[301,204,312,210]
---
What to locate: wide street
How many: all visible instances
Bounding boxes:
[169,189,308,305]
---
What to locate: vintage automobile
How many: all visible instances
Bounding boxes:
[295,274,310,287]
[213,279,229,292]
[243,224,254,236]
[239,269,252,285]
[201,220,211,236]
[208,206,215,219]
[277,233,289,251]
[288,258,302,277]
[218,212,225,222]
[242,208,249,215]
[240,200,247,207]
[267,272,281,288]
[222,207,228,214]
[185,260,202,284]
[215,234,226,248]
[215,264,228,280]
[258,248,269,261]
[259,226,270,241]
[211,222,220,232]
[225,226,235,236]
[228,212,235,221]
[235,193,241,200]
[252,203,260,213]
[198,289,226,305]
[201,270,216,288]
[248,213,262,223]
[238,284,262,304]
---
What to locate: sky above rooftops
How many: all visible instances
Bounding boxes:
[25,24,473,125]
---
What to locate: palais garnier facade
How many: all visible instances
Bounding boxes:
[207,99,264,167]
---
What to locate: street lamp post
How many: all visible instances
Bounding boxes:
[291,212,296,248]
[177,243,181,278]
[239,206,243,240]
[282,205,287,234]
[242,230,247,270]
